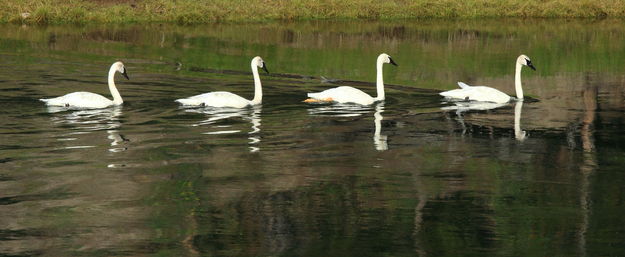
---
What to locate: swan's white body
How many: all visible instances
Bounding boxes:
[40,62,129,109]
[440,55,536,104]
[306,53,397,105]
[176,56,267,108]
[441,82,512,104]
[176,91,253,108]
[308,86,377,105]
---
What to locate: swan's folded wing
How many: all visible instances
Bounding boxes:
[176,92,251,108]
[40,92,112,108]
[307,86,374,105]
[439,88,467,98]
[441,82,473,98]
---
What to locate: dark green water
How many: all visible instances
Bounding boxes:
[1,19,625,256]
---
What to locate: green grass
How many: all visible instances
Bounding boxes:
[2,0,625,24]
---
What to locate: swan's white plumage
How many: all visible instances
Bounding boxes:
[175,91,251,108]
[306,53,397,105]
[40,61,128,109]
[440,55,536,104]
[457,81,470,89]
[176,56,267,108]
[440,83,511,103]
[40,92,116,109]
[307,86,376,105]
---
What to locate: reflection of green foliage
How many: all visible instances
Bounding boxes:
[143,164,204,256]
[3,19,625,92]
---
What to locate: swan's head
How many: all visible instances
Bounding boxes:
[113,61,130,80]
[517,55,536,71]
[252,56,269,74]
[378,53,398,66]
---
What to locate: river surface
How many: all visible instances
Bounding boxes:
[1,19,625,256]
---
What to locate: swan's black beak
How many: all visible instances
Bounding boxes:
[122,70,130,80]
[261,62,269,74]
[526,60,536,71]
[389,57,398,66]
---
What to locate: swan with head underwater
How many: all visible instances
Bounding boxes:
[305,53,397,105]
[175,56,268,108]
[440,54,536,104]
[40,61,129,109]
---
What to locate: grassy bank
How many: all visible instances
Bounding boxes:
[2,0,625,24]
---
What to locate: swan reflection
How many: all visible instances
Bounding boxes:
[514,101,526,141]
[108,130,129,152]
[442,100,527,141]
[46,106,128,151]
[441,101,507,135]
[441,101,508,114]
[307,103,388,151]
[184,106,262,152]
[306,103,372,117]
[373,103,388,151]
[47,106,122,130]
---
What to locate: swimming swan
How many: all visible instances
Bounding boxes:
[175,56,268,108]
[440,55,536,103]
[40,61,129,108]
[305,53,397,105]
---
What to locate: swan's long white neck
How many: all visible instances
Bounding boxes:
[250,60,262,105]
[514,62,524,100]
[375,57,385,101]
[108,65,123,105]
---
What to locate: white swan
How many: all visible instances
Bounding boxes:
[175,56,268,108]
[305,53,397,105]
[40,61,129,109]
[440,54,536,103]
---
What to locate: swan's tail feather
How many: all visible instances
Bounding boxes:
[175,98,202,106]
[439,89,462,98]
[457,82,470,89]
[307,92,320,98]
[439,91,454,97]
[39,98,57,105]
[39,98,66,107]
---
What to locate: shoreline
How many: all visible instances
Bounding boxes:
[2,0,625,25]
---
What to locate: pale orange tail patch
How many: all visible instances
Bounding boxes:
[303,97,334,103]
